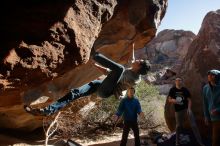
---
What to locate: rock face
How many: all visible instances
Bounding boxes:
[136,29,195,79]
[0,0,167,131]
[136,29,195,95]
[164,10,220,137]
[94,0,167,63]
[145,29,195,67]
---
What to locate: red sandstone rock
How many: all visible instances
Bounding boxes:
[0,0,167,131]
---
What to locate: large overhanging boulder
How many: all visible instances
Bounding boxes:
[0,0,167,131]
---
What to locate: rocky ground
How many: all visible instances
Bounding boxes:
[0,130,160,146]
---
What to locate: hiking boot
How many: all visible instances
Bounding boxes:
[24,105,47,116]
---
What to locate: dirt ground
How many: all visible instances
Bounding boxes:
[0,131,157,146]
[74,132,157,146]
[88,137,156,146]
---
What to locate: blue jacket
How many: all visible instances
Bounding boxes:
[203,69,220,121]
[116,96,142,122]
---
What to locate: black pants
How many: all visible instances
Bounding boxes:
[120,121,140,146]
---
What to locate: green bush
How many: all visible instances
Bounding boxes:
[51,80,166,140]
[136,80,160,99]
[135,81,166,129]
[85,80,165,131]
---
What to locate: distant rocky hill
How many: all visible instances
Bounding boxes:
[146,29,195,64]
[136,29,195,86]
[137,29,195,65]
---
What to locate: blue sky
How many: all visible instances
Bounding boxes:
[157,0,220,35]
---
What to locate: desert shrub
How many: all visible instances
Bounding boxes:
[44,80,166,141]
[135,81,166,130]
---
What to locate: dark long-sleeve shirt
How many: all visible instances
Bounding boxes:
[116,96,142,122]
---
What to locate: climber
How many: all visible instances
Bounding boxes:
[24,50,151,116]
